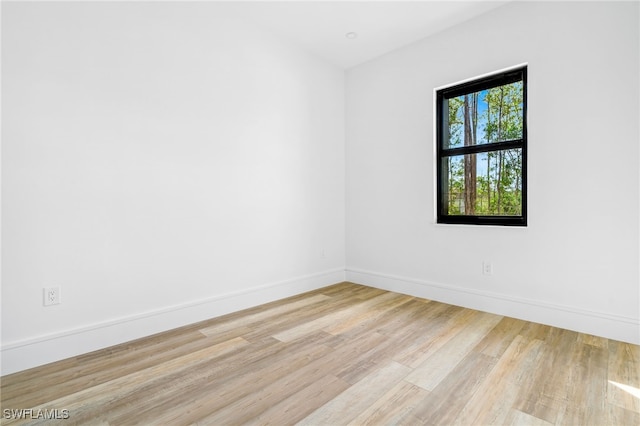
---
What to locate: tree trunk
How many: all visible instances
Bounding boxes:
[486,100,491,212]
[463,94,476,215]
[496,87,504,214]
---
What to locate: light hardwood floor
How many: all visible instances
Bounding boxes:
[1,282,639,425]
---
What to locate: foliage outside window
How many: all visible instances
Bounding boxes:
[436,66,527,226]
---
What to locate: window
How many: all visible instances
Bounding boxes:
[436,66,527,226]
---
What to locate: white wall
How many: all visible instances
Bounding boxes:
[346,1,640,343]
[3,0,638,376]
[2,2,345,374]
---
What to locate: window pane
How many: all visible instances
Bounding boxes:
[445,82,524,149]
[443,149,522,216]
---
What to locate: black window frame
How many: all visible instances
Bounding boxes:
[436,66,527,226]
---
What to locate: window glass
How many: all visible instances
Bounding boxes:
[436,66,527,226]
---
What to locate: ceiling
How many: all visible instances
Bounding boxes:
[225,1,510,69]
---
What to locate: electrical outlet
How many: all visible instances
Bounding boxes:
[482,262,493,276]
[43,287,61,306]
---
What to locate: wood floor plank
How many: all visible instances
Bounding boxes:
[4,329,252,410]
[578,333,609,349]
[506,409,555,426]
[375,298,443,336]
[601,404,640,425]
[2,282,637,425]
[318,282,372,298]
[323,293,413,335]
[390,302,464,367]
[346,381,430,426]
[405,310,503,391]
[283,328,391,388]
[195,349,351,425]
[161,340,337,425]
[198,294,331,337]
[607,340,640,413]
[332,304,466,385]
[473,316,527,358]
[513,328,581,424]
[0,327,205,391]
[453,336,545,425]
[297,360,412,426]
[101,336,287,424]
[272,291,401,342]
[244,374,351,426]
[560,343,609,425]
[411,351,497,425]
[395,305,481,369]
[1,337,250,425]
[109,337,331,425]
[246,375,350,426]
[239,290,376,342]
[519,321,553,342]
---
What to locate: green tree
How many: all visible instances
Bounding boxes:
[463,93,478,215]
[483,82,523,215]
[446,81,523,216]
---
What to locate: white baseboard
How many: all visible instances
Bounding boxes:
[1,269,346,376]
[346,268,640,345]
[4,267,636,375]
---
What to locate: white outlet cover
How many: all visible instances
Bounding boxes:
[43,287,61,306]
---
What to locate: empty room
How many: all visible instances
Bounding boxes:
[2,1,639,424]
